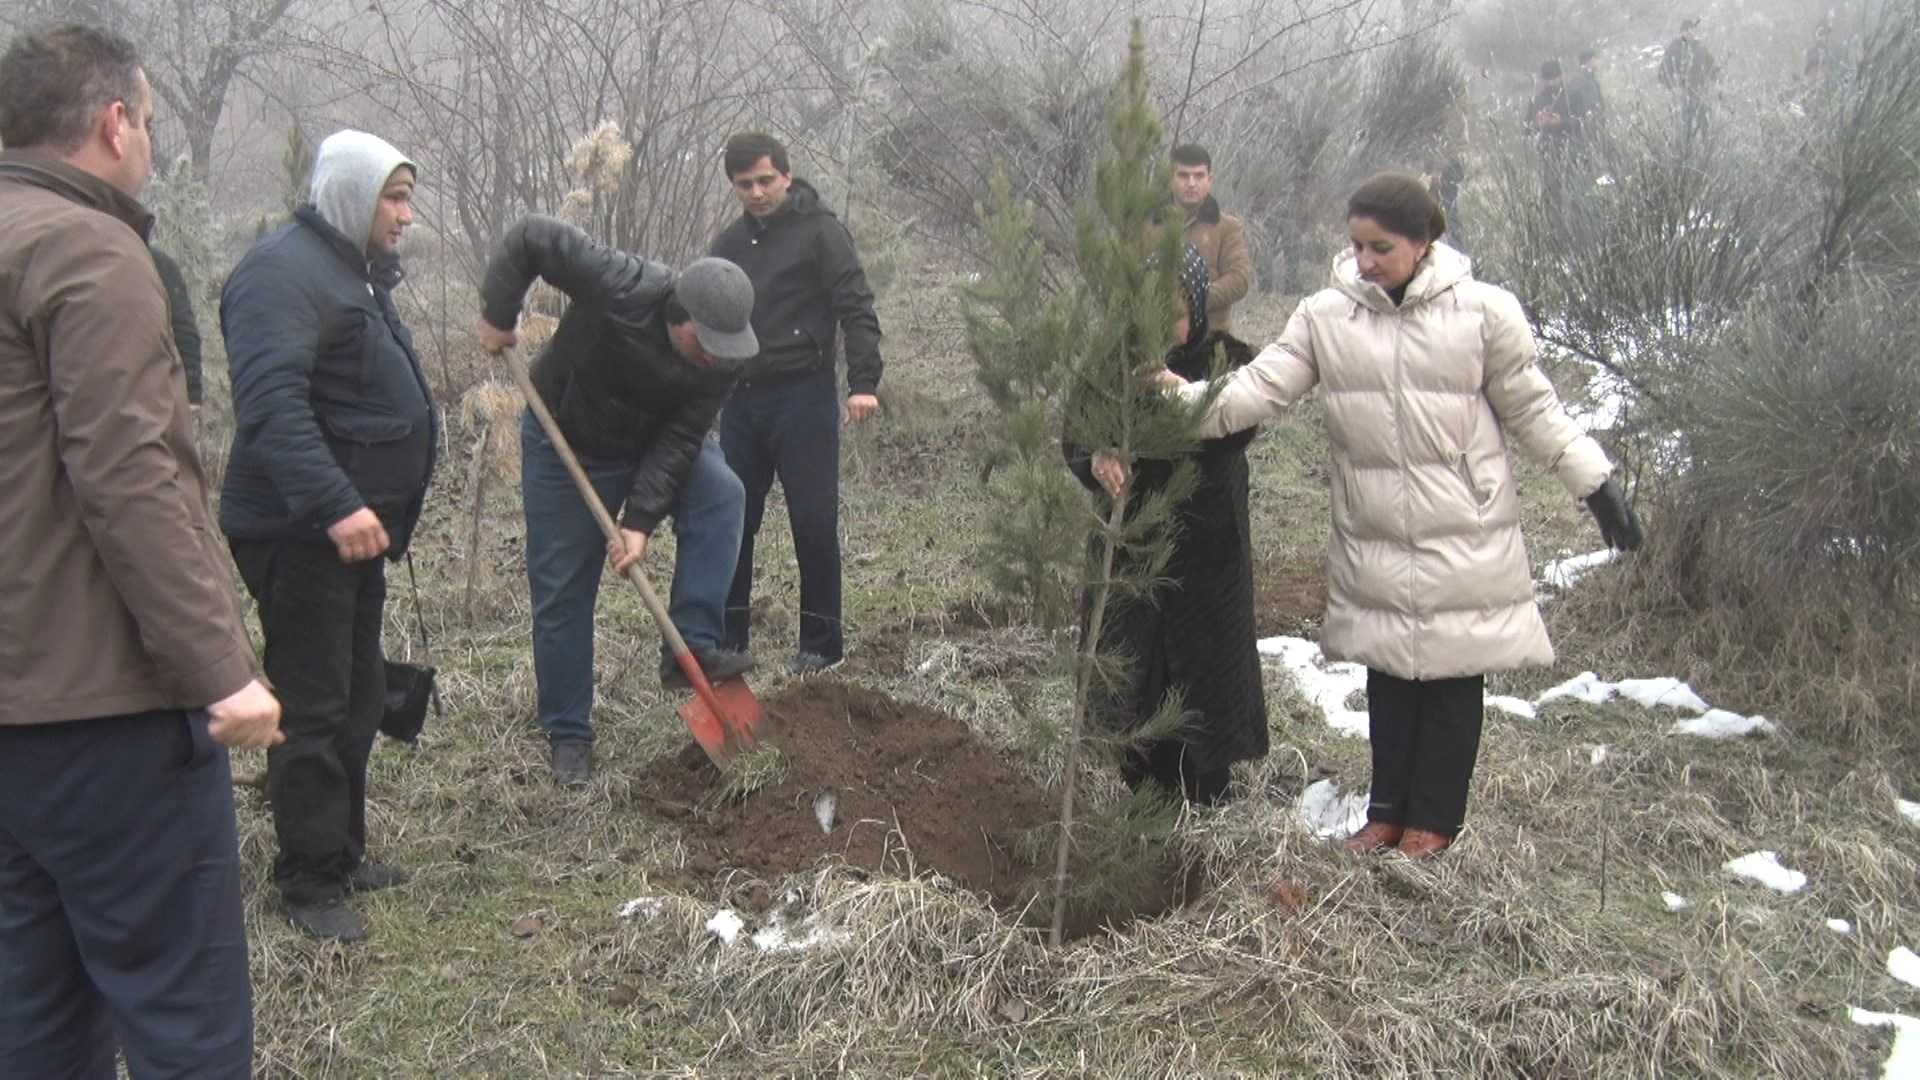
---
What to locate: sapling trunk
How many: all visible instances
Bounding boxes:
[1051,475,1131,947]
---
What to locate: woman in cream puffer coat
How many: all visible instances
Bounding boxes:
[1171,171,1642,857]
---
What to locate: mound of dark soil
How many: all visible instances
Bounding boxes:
[636,680,1201,934]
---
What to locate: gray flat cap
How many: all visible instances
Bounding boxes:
[676,257,758,360]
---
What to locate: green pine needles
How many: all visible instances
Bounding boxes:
[962,21,1221,946]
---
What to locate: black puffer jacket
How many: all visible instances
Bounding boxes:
[220,207,438,555]
[710,179,882,394]
[480,215,741,532]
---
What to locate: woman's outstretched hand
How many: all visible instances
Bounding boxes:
[1091,450,1129,499]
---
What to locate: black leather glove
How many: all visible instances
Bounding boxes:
[1585,476,1644,551]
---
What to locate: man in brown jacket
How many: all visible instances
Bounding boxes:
[0,24,282,1079]
[1171,144,1254,332]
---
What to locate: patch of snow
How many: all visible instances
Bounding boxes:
[1850,1008,1920,1080]
[1296,778,1369,840]
[1613,677,1710,713]
[1662,891,1692,912]
[1259,637,1369,738]
[1899,799,1920,827]
[1589,745,1610,766]
[1538,671,1615,707]
[751,911,848,954]
[1890,947,1920,991]
[1724,851,1807,894]
[1540,549,1619,590]
[705,908,744,944]
[617,897,664,921]
[1487,695,1537,720]
[1566,365,1631,436]
[1829,919,1854,934]
[1671,710,1776,739]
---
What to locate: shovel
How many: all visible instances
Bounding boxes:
[495,347,761,767]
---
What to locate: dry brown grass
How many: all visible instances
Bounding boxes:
[215,279,1919,1078]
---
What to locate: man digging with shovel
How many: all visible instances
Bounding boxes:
[475,215,758,785]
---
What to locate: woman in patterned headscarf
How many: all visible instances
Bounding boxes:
[1064,244,1268,806]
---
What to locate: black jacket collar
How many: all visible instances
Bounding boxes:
[0,150,154,240]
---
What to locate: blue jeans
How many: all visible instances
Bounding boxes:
[721,368,844,661]
[521,410,744,744]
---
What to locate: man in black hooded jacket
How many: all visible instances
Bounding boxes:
[221,129,438,943]
[711,132,884,673]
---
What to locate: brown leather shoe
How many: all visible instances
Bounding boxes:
[1396,828,1454,858]
[1342,821,1405,854]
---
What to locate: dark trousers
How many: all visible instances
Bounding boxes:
[721,368,844,661]
[0,711,253,1078]
[231,539,386,907]
[1365,669,1486,835]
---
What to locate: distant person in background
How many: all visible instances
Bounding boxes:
[1568,48,1605,131]
[150,247,204,407]
[1660,17,1719,134]
[1802,19,1840,100]
[1527,60,1577,148]
[1158,172,1643,858]
[1528,59,1587,230]
[1169,144,1254,332]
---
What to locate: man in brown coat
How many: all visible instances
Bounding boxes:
[0,24,282,1079]
[1171,143,1254,331]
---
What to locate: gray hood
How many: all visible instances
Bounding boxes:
[309,130,415,256]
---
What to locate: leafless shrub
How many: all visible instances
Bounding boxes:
[1231,37,1468,291]
[1476,1,1920,746]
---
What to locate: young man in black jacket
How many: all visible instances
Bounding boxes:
[474,216,758,786]
[221,129,439,943]
[711,132,884,673]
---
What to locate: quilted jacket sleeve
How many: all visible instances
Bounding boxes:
[1181,299,1320,437]
[1478,286,1611,498]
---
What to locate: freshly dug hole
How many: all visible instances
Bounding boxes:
[636,679,1202,937]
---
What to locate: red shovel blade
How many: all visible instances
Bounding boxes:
[673,659,764,768]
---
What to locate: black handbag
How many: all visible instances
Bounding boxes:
[380,553,443,744]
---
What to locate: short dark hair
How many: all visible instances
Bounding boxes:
[662,296,691,326]
[0,24,143,152]
[722,132,789,179]
[1347,171,1447,244]
[1170,143,1212,169]
[1539,59,1563,79]
[1578,48,1597,64]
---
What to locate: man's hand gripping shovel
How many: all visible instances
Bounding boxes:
[493,346,761,767]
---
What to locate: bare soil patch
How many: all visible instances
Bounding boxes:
[636,680,1200,935]
[1254,558,1328,638]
